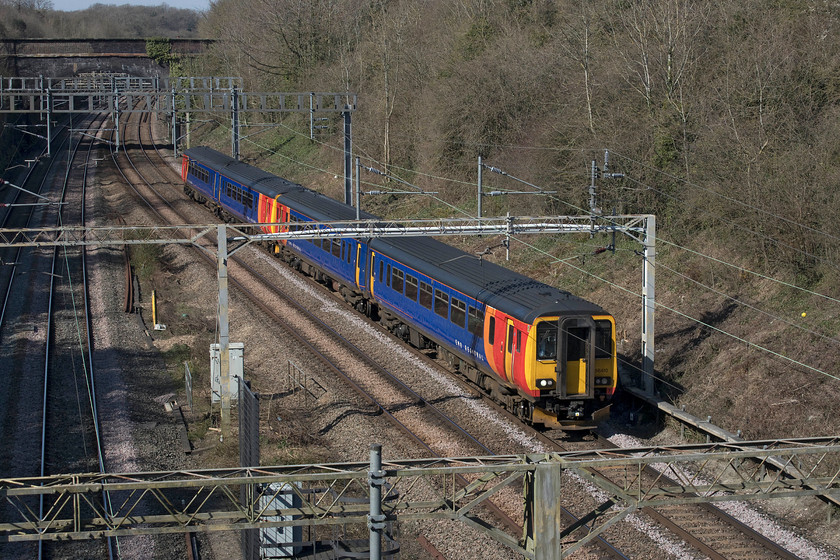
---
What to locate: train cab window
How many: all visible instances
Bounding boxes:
[392,268,404,293]
[595,320,613,359]
[536,322,558,360]
[451,298,466,328]
[406,275,418,301]
[507,324,514,352]
[468,306,484,338]
[489,316,495,345]
[419,281,433,310]
[434,289,449,318]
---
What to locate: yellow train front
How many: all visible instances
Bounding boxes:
[367,234,617,431]
[471,302,616,430]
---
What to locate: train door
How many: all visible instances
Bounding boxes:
[504,319,515,383]
[355,244,366,290]
[269,196,281,234]
[556,318,595,398]
[369,252,376,296]
[279,205,289,234]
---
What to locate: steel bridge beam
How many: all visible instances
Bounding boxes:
[0,89,357,114]
[0,215,647,248]
[1,75,242,93]
[0,437,837,556]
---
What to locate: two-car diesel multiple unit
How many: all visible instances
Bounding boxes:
[182,146,617,428]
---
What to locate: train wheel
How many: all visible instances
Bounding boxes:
[354,299,368,315]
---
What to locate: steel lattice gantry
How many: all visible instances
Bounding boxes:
[0,438,838,559]
[0,88,356,115]
[0,215,647,248]
[0,75,243,93]
[1,75,357,196]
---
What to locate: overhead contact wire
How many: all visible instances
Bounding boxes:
[512,236,839,383]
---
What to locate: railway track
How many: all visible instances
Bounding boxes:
[113,91,564,560]
[0,111,114,560]
[408,344,813,558]
[100,106,833,560]
[107,100,639,559]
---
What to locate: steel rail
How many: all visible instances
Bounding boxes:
[114,107,633,559]
[580,434,806,560]
[117,108,541,551]
[39,111,103,560]
[0,119,72,337]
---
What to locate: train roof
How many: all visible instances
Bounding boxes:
[371,235,605,323]
[184,146,303,197]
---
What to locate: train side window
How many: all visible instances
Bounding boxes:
[379,261,384,282]
[507,324,514,352]
[434,289,449,318]
[489,316,495,345]
[392,268,404,293]
[419,281,433,310]
[386,264,391,286]
[451,298,466,328]
[405,275,418,301]
[346,242,352,264]
[332,238,341,258]
[468,306,484,338]
[595,320,613,359]
[536,322,558,360]
[516,331,521,353]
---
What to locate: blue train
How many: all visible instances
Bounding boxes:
[182,146,617,428]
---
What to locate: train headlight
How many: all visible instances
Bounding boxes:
[536,378,555,389]
[595,377,612,386]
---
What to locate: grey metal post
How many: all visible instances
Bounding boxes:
[218,225,231,438]
[533,462,562,560]
[344,107,352,205]
[368,443,385,560]
[231,87,240,161]
[113,88,120,154]
[46,89,52,157]
[589,160,597,214]
[642,215,656,395]
[477,156,483,219]
[355,156,361,220]
[171,87,178,157]
[309,92,314,140]
[505,213,512,261]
